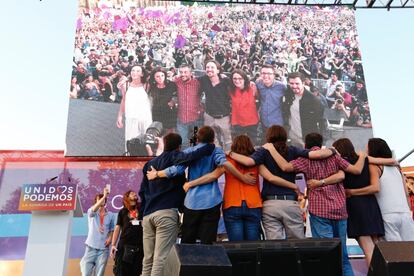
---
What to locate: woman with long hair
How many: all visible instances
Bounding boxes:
[116,64,152,148]
[110,190,144,276]
[69,75,80,99]
[346,138,414,241]
[148,67,178,134]
[229,69,259,144]
[222,135,262,241]
[332,138,384,265]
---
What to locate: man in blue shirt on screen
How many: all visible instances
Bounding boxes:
[147,126,255,244]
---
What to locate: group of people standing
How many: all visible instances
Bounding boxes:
[79,125,414,276]
[117,61,326,153]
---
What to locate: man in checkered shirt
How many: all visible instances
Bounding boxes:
[264,132,366,276]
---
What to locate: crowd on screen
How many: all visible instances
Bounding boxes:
[80,127,414,276]
[70,4,372,148]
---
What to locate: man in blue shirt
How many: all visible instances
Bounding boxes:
[139,132,215,276]
[256,64,286,135]
[80,187,115,276]
[147,126,255,244]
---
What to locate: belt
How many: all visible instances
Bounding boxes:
[264,195,298,201]
[207,113,228,119]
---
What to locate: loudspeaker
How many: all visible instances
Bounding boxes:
[217,238,342,276]
[368,241,414,276]
[164,244,232,276]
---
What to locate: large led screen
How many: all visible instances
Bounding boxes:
[66,0,373,156]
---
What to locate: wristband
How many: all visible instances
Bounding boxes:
[321,179,326,186]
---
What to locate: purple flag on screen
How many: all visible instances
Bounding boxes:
[242,24,248,38]
[174,35,186,48]
[211,24,221,32]
[103,11,111,20]
[147,10,163,18]
[113,18,129,31]
[76,18,83,30]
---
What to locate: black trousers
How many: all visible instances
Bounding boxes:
[113,244,143,276]
[181,204,221,244]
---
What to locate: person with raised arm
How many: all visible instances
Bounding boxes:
[80,187,115,276]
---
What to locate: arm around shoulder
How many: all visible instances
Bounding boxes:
[262,143,294,172]
[347,164,380,196]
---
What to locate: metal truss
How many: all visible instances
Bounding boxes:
[164,0,414,9]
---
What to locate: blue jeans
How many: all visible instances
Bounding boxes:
[309,214,354,276]
[80,245,109,276]
[223,201,262,241]
[176,119,203,148]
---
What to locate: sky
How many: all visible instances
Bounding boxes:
[0,0,413,166]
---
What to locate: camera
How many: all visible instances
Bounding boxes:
[126,121,163,156]
[335,99,343,105]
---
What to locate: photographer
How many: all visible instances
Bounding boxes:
[331,98,351,119]
[332,84,352,108]
[325,73,343,107]
[127,122,164,157]
[350,102,371,128]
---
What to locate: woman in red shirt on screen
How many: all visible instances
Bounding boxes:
[230,69,259,145]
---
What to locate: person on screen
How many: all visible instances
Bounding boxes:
[310,86,328,108]
[69,75,80,99]
[281,72,325,148]
[110,190,144,276]
[255,64,286,137]
[80,187,115,276]
[82,74,100,101]
[116,64,152,148]
[349,79,372,128]
[229,69,259,144]
[175,64,203,148]
[198,60,232,151]
[229,126,337,240]
[325,72,344,107]
[148,67,178,134]
[98,70,114,102]
[346,138,414,242]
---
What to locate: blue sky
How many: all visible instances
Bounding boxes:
[0,1,413,165]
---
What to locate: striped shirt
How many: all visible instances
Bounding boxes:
[291,147,350,220]
[175,77,202,124]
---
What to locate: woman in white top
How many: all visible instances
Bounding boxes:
[116,65,152,146]
[348,138,414,241]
